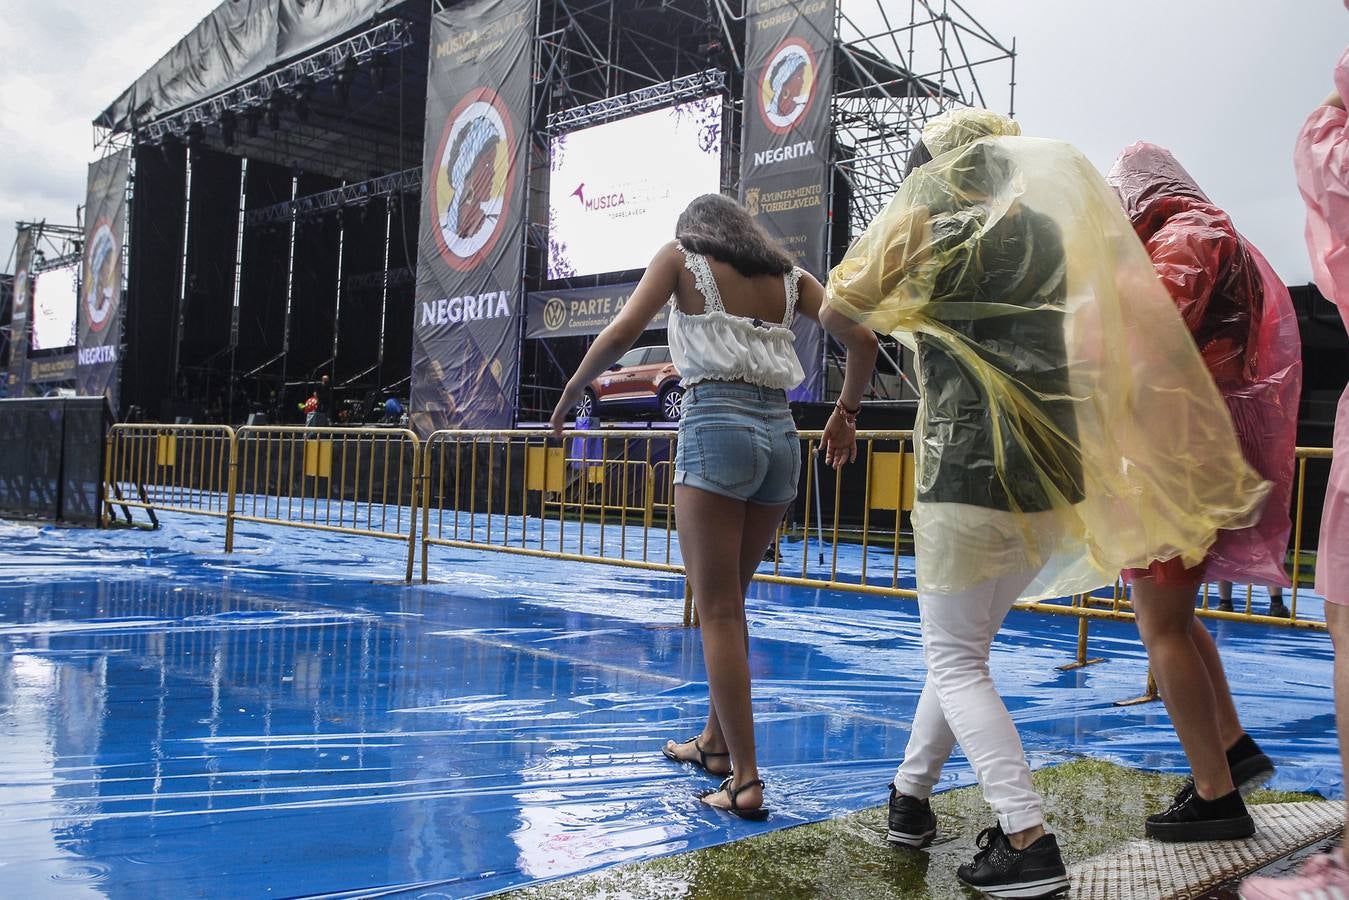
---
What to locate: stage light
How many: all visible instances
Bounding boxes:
[266,93,285,130]
[219,110,237,148]
[333,55,358,106]
[370,51,389,94]
[293,78,313,124]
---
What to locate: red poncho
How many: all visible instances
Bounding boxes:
[1109,142,1303,587]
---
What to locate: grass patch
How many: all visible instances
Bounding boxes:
[507,759,1316,900]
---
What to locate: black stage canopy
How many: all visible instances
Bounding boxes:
[98,0,406,133]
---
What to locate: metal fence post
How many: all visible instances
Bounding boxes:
[405,435,422,584]
[224,427,239,553]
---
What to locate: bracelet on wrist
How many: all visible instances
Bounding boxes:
[834,400,859,425]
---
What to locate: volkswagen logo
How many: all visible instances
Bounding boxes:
[543,297,567,331]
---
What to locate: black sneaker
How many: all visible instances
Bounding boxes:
[956,824,1069,898]
[1268,600,1292,619]
[887,785,937,847]
[1217,599,1235,612]
[1145,785,1254,842]
[1226,733,1275,795]
[1178,734,1276,800]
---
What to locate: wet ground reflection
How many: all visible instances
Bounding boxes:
[0,519,1337,897]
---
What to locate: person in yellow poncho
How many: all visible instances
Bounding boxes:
[826,108,1268,895]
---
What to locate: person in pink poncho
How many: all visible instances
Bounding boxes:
[1107,142,1303,843]
[1241,42,1349,900]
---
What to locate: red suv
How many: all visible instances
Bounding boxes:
[578,345,684,422]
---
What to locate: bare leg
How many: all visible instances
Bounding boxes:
[1132,576,1236,799]
[1327,602,1349,867]
[674,485,789,812]
[1190,617,1244,748]
[666,505,783,774]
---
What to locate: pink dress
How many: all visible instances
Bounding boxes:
[1294,46,1349,606]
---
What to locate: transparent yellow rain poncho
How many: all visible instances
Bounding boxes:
[826,109,1270,600]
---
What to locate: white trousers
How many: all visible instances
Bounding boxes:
[892,569,1045,834]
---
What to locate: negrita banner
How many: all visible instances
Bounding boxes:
[77,150,130,409]
[410,0,534,435]
[740,0,837,401]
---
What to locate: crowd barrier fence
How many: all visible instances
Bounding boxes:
[103,424,1335,695]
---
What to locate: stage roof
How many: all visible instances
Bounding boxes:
[96,0,407,134]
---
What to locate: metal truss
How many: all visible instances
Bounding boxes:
[820,1,1015,401]
[830,0,1016,234]
[535,0,738,118]
[546,69,725,131]
[526,0,742,271]
[131,18,416,145]
[244,167,421,227]
[19,222,86,273]
[94,127,134,157]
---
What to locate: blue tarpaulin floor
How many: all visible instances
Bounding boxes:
[0,515,1337,898]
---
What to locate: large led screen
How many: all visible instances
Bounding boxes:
[548,96,723,279]
[31,267,78,352]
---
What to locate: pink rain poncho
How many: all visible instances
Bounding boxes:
[1108,143,1303,587]
[1294,46,1349,606]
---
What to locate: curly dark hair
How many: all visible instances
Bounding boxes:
[675,193,795,277]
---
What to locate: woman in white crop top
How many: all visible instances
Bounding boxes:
[551,194,878,818]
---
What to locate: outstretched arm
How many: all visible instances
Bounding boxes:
[550,242,682,434]
[796,272,879,467]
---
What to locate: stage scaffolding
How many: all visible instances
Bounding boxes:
[832,0,1016,235]
[827,1,1016,401]
[517,0,1013,243]
[85,0,1012,420]
[516,0,1014,409]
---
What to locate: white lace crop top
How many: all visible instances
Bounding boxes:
[668,243,806,390]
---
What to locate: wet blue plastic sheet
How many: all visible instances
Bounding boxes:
[0,516,1338,898]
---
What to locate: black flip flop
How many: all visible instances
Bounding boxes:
[699,776,769,821]
[662,736,731,776]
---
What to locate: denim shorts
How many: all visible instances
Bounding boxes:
[674,381,801,505]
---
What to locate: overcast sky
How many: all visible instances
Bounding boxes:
[1,0,1345,283]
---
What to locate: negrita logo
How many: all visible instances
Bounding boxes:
[431,87,517,272]
[758,37,818,135]
[84,221,119,333]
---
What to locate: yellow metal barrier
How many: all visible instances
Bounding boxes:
[233,425,422,581]
[420,429,684,583]
[418,431,1335,640]
[103,424,238,540]
[102,422,1335,662]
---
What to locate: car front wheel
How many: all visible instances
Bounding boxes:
[659,384,684,422]
[577,388,596,420]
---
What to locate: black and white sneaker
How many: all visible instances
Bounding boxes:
[1145,785,1254,842]
[886,785,937,847]
[956,824,1070,899]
